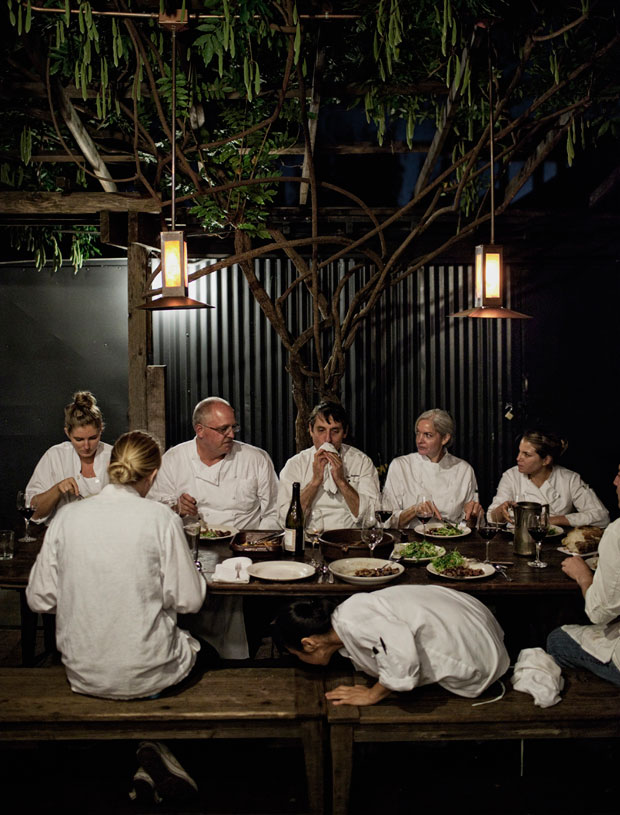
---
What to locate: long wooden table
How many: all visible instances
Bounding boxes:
[1,525,588,662]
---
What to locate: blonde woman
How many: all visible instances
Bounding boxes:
[27,431,211,802]
[26,390,112,522]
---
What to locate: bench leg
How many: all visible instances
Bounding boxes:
[329,723,353,815]
[301,719,324,815]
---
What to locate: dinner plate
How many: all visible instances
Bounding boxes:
[246,561,316,582]
[556,546,599,557]
[328,557,404,586]
[426,560,495,580]
[507,524,563,538]
[200,525,238,542]
[413,522,471,539]
[584,555,599,571]
[392,542,446,563]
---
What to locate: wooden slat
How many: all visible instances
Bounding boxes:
[0,191,161,214]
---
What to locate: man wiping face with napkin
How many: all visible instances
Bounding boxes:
[278,401,379,529]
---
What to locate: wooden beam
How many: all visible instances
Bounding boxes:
[0,192,161,214]
[127,214,151,431]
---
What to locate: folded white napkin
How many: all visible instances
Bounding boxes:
[511,647,564,708]
[212,556,252,583]
[319,442,340,494]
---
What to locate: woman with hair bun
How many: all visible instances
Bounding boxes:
[27,430,210,800]
[489,429,609,528]
[25,390,112,523]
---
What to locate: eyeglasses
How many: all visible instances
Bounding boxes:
[201,424,241,436]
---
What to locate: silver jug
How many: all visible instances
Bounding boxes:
[513,501,546,557]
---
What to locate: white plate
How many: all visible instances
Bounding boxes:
[507,524,563,538]
[584,555,599,571]
[246,560,316,582]
[413,522,471,539]
[426,560,495,580]
[393,543,446,563]
[328,557,404,586]
[556,546,599,557]
[200,525,238,542]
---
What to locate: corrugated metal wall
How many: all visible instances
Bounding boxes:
[152,258,526,504]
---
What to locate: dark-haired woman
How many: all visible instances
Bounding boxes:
[25,390,112,522]
[489,430,609,528]
[273,587,509,706]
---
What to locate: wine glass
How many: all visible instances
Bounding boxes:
[527,505,549,569]
[416,495,434,541]
[183,516,202,571]
[361,507,383,557]
[16,490,36,542]
[305,509,324,568]
[477,512,498,563]
[375,497,393,530]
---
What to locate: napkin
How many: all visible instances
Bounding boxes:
[212,557,252,583]
[511,647,564,708]
[319,442,340,494]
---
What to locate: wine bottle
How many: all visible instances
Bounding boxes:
[284,482,304,556]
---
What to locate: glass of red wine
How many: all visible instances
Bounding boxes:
[375,497,393,531]
[17,490,36,542]
[477,513,498,563]
[527,505,549,569]
[416,495,433,541]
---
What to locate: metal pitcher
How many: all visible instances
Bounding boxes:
[513,501,546,557]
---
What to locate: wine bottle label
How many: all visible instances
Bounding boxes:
[284,529,296,552]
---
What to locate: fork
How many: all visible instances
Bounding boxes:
[493,564,512,582]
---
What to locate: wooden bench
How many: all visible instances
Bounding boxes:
[0,666,326,815]
[327,669,620,815]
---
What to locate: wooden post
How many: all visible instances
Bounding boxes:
[146,365,167,449]
[127,213,150,430]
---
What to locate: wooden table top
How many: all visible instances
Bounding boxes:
[0,524,583,600]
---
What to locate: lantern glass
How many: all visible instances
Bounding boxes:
[161,231,187,296]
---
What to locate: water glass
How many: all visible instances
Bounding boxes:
[305,509,324,568]
[0,530,15,560]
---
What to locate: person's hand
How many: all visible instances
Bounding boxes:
[492,501,514,524]
[178,492,198,517]
[561,555,594,590]
[415,499,441,520]
[323,450,345,486]
[311,449,329,485]
[463,500,483,522]
[325,682,389,706]
[56,477,80,497]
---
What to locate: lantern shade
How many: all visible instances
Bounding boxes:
[138,230,213,310]
[475,244,503,307]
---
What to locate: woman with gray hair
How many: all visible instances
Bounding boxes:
[383,409,481,527]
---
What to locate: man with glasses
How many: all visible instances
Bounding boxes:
[150,396,279,530]
[149,397,279,660]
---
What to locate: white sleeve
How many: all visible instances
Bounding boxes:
[488,470,516,517]
[584,525,620,624]
[148,450,181,503]
[26,524,59,614]
[382,459,421,528]
[160,515,206,614]
[353,453,381,524]
[256,452,281,529]
[562,472,610,528]
[277,456,302,527]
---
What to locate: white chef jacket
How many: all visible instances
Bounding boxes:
[278,444,380,529]
[562,518,620,670]
[331,585,509,697]
[488,465,609,528]
[25,440,112,523]
[382,451,478,526]
[149,439,280,530]
[26,483,205,700]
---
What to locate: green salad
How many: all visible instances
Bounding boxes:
[428,525,463,537]
[431,550,466,572]
[401,540,441,559]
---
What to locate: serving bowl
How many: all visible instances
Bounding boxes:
[230,530,284,559]
[319,528,395,561]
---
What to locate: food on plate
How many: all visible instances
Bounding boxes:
[200,526,232,538]
[426,524,463,537]
[429,550,483,577]
[353,565,400,577]
[235,538,280,550]
[401,540,441,559]
[562,526,603,554]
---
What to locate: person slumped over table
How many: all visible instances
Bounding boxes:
[273,586,509,706]
[26,430,216,804]
[382,408,482,527]
[488,429,609,528]
[25,390,112,524]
